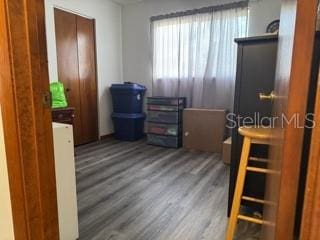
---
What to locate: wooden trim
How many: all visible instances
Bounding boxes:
[274,1,318,238]
[300,68,320,239]
[92,18,100,143]
[0,0,59,239]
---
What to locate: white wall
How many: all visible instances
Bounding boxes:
[249,0,282,35]
[0,107,15,240]
[45,0,281,134]
[121,0,281,97]
[45,0,123,136]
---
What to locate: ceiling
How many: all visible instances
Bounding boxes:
[112,0,145,5]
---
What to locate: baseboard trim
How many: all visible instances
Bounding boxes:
[100,133,114,140]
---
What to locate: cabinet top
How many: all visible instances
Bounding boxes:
[235,34,278,43]
[52,107,75,111]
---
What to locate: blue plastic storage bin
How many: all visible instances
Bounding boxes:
[112,113,146,141]
[110,83,146,113]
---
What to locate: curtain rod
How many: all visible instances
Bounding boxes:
[150,0,249,22]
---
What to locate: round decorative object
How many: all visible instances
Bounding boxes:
[266,20,280,33]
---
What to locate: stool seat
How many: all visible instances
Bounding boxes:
[238,126,273,140]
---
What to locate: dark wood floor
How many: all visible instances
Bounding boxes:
[75,138,229,240]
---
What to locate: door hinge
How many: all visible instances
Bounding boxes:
[42,91,52,108]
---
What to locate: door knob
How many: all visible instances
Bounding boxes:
[259,91,276,101]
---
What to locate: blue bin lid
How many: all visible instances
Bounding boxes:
[110,82,146,92]
[112,112,146,119]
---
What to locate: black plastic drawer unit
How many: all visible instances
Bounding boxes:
[147,97,186,148]
[147,104,184,112]
[147,97,185,106]
[147,111,182,124]
[147,122,180,136]
[147,134,181,148]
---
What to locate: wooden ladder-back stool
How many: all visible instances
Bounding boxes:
[226,126,276,240]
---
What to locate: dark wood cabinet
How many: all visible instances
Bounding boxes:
[52,107,75,125]
[228,35,278,215]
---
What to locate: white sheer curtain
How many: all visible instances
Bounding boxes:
[152,6,248,110]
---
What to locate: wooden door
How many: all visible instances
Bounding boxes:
[300,65,320,239]
[54,8,98,145]
[262,1,318,239]
[0,0,59,239]
[54,8,82,144]
[77,16,99,144]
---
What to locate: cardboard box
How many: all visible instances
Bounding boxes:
[223,137,232,164]
[183,109,226,152]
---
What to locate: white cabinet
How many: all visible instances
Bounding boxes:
[52,123,79,240]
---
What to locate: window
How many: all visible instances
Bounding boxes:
[151,4,248,109]
[152,10,248,80]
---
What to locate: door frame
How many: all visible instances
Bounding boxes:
[300,67,320,239]
[1,0,320,239]
[0,0,59,239]
[262,1,318,239]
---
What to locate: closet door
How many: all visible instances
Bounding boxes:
[54,8,83,144]
[54,9,98,145]
[76,16,98,144]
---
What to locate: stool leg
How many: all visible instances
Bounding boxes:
[226,136,252,240]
